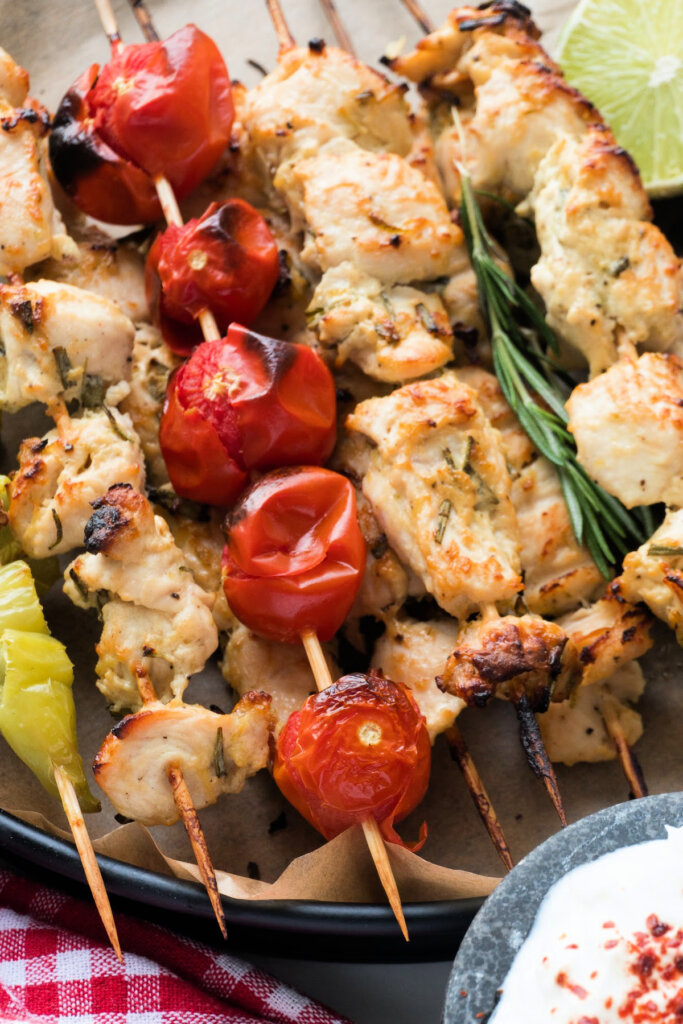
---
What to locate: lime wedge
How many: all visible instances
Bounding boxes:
[557,0,683,196]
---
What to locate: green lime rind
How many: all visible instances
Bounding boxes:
[557,0,683,196]
[0,630,100,813]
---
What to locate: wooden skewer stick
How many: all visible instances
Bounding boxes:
[479,603,567,827]
[127,0,160,41]
[318,0,356,55]
[265,0,296,52]
[134,669,228,938]
[94,0,122,46]
[445,724,514,872]
[398,0,435,34]
[601,691,648,800]
[53,764,123,961]
[300,629,409,942]
[514,693,567,827]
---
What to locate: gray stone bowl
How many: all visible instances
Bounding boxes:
[443,792,683,1023]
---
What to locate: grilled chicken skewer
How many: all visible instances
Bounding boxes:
[394,2,654,800]
[302,0,515,863]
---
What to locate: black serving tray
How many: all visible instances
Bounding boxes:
[0,809,482,962]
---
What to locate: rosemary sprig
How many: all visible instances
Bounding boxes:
[459,172,647,578]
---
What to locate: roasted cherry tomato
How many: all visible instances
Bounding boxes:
[49,26,233,224]
[274,671,430,848]
[49,65,161,224]
[146,200,280,354]
[160,326,337,505]
[222,467,366,642]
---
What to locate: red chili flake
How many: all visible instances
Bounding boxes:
[605,997,613,1009]
[577,1017,600,1024]
[460,990,467,998]
[567,943,579,950]
[555,972,588,999]
[647,915,671,937]
[605,940,619,949]
[590,971,598,979]
[603,921,616,929]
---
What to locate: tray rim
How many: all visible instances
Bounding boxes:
[0,808,485,962]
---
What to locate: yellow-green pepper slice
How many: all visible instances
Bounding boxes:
[0,561,49,635]
[0,629,100,812]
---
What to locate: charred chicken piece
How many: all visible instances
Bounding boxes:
[0,280,134,412]
[557,586,653,689]
[93,694,273,826]
[63,485,218,713]
[9,409,145,559]
[437,613,578,712]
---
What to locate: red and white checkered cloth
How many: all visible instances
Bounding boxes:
[0,868,351,1024]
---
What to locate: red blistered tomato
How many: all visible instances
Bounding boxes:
[273,671,430,848]
[222,468,366,642]
[49,27,233,224]
[145,200,280,355]
[49,65,161,225]
[159,325,337,504]
[89,26,233,200]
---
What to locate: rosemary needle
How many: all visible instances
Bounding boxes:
[459,172,647,578]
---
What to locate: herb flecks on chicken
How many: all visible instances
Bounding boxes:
[459,171,647,578]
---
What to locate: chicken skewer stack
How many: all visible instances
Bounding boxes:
[0,48,132,955]
[259,0,518,866]
[389,0,663,796]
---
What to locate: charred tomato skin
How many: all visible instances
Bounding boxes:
[273,671,430,848]
[221,467,366,642]
[48,26,233,225]
[49,65,161,225]
[159,326,337,506]
[145,200,280,355]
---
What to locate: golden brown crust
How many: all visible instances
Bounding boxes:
[438,614,578,710]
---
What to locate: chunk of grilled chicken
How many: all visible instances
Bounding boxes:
[119,324,180,487]
[556,587,653,689]
[240,43,416,191]
[620,509,683,644]
[93,694,273,826]
[280,137,462,284]
[0,53,75,276]
[346,373,521,618]
[538,661,645,766]
[454,366,533,476]
[29,229,148,324]
[389,4,593,199]
[160,509,233,634]
[511,458,604,617]
[64,485,218,712]
[529,128,683,375]
[437,613,579,711]
[0,45,29,107]
[330,424,413,623]
[9,409,145,559]
[391,6,683,372]
[309,262,453,381]
[0,280,135,412]
[371,615,463,741]
[456,366,602,616]
[221,623,339,735]
[566,352,683,508]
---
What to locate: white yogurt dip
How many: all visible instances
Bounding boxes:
[491,826,683,1023]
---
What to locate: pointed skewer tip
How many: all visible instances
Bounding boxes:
[167,765,228,939]
[361,818,409,941]
[514,695,567,828]
[53,764,123,961]
[446,723,514,872]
